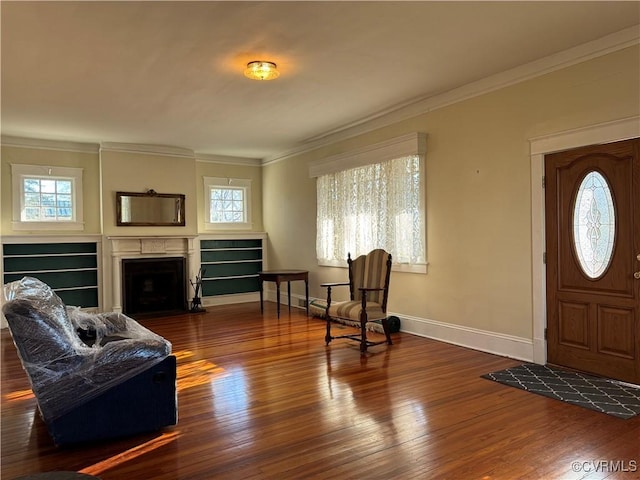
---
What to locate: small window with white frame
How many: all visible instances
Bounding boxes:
[204,176,252,230]
[11,164,84,231]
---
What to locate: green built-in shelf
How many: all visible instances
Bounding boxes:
[200,238,263,297]
[3,242,99,308]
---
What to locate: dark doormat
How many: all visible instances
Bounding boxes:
[482,363,640,419]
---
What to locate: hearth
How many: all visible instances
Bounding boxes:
[122,257,187,317]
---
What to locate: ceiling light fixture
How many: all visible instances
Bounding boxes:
[244,61,280,81]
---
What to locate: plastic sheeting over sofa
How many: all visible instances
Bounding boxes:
[2,276,177,445]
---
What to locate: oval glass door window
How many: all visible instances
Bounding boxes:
[573,171,616,278]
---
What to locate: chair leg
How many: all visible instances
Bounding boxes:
[325,287,333,346]
[360,310,368,353]
[325,315,332,345]
[381,317,393,345]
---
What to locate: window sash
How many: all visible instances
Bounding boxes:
[21,177,75,222]
[210,186,247,223]
[203,176,252,230]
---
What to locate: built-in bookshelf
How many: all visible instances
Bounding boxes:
[199,235,265,298]
[2,239,100,308]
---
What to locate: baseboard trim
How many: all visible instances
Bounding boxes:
[267,290,308,311]
[395,312,534,362]
[202,292,260,306]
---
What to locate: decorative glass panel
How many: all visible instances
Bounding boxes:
[572,171,616,279]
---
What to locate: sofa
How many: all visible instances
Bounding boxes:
[2,276,177,446]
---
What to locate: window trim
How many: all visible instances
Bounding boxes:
[11,163,84,231]
[309,132,426,177]
[203,176,252,231]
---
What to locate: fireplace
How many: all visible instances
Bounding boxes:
[122,257,187,317]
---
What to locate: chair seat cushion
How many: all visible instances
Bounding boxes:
[328,301,386,322]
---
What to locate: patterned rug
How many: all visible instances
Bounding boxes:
[482,363,640,419]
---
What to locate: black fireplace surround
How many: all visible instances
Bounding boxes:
[122,257,187,317]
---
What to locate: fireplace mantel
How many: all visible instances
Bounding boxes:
[108,235,197,254]
[107,235,197,313]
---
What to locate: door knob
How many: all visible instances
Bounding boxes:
[635,272,640,280]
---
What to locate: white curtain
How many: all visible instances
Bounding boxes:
[316,155,425,265]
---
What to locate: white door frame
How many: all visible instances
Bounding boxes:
[529,116,640,364]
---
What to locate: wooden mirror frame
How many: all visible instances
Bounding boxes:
[116,190,186,226]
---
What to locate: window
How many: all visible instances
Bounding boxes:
[11,164,84,231]
[312,133,427,273]
[572,170,616,279]
[211,187,245,223]
[204,177,252,230]
[23,177,73,221]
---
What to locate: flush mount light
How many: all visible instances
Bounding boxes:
[244,60,280,81]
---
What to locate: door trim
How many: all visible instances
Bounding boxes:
[529,116,640,365]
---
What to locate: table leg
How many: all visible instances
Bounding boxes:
[305,278,309,316]
[259,277,264,314]
[276,280,281,318]
[288,281,291,312]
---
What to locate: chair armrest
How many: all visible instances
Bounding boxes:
[320,282,350,310]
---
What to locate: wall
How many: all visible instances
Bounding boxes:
[261,45,640,357]
[100,149,197,237]
[2,144,265,314]
[1,145,101,235]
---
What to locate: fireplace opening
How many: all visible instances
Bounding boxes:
[122,257,187,318]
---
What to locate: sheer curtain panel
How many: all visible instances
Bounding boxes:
[316,154,426,270]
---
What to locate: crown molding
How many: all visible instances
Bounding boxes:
[100,142,195,158]
[195,153,262,166]
[263,25,640,166]
[0,135,100,153]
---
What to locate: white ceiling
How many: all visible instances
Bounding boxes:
[2,1,639,161]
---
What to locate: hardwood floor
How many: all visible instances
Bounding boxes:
[2,302,639,479]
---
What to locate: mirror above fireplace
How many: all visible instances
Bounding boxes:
[116,190,185,226]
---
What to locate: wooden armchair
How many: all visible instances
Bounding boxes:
[321,249,393,353]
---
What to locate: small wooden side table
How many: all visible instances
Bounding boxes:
[259,270,309,318]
